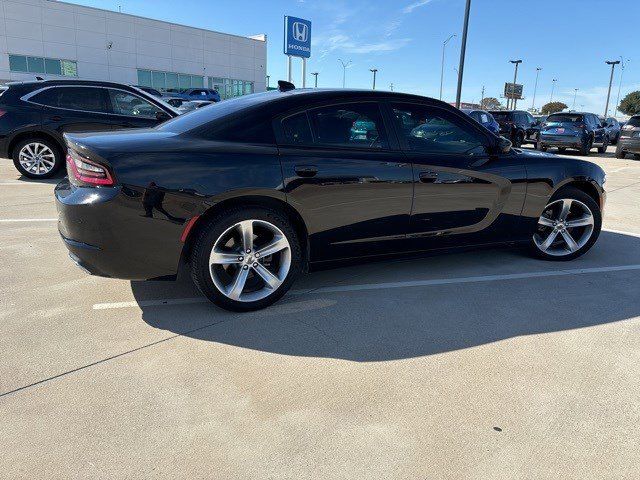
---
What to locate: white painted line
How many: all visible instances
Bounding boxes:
[603,228,640,238]
[92,263,640,311]
[0,218,57,223]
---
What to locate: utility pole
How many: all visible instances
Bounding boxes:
[338,59,352,88]
[370,68,378,90]
[311,72,319,88]
[615,57,629,116]
[509,59,522,110]
[572,88,578,110]
[550,78,557,103]
[604,60,620,118]
[531,67,542,111]
[440,34,456,100]
[480,85,485,106]
[389,83,394,92]
[455,0,471,109]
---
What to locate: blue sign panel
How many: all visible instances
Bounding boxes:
[284,16,311,58]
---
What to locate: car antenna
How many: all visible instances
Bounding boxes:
[278,80,295,92]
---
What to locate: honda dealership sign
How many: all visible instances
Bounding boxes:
[284,16,311,58]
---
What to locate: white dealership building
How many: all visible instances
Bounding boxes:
[0,0,267,98]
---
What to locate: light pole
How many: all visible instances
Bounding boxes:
[311,72,319,88]
[509,59,522,110]
[531,67,542,111]
[615,57,629,116]
[265,75,270,89]
[604,60,621,118]
[550,78,557,103]
[572,88,578,110]
[455,0,471,109]
[338,59,352,88]
[389,83,394,92]
[370,68,378,90]
[440,34,456,100]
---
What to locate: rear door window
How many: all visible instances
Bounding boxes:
[31,87,109,113]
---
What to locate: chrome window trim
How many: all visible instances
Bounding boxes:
[20,85,177,119]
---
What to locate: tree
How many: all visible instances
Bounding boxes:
[618,91,640,116]
[541,101,568,115]
[480,97,502,110]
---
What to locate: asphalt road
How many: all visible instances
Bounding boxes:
[1,146,639,479]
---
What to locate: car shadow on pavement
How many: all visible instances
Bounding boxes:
[131,231,640,362]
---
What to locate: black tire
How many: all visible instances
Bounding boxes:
[529,186,602,262]
[597,136,608,154]
[557,147,566,153]
[615,144,626,159]
[512,131,524,148]
[611,132,619,145]
[537,143,547,152]
[635,154,640,160]
[12,137,64,179]
[190,206,303,312]
[579,137,592,156]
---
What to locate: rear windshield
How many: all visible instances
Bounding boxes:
[626,116,640,127]
[491,112,513,121]
[546,114,583,123]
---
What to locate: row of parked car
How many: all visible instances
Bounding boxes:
[461,107,627,156]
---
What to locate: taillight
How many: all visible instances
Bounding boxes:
[66,150,114,186]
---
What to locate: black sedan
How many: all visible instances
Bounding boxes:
[56,84,606,311]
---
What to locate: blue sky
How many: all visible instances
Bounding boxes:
[71,0,639,114]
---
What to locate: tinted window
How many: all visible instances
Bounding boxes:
[31,87,108,112]
[626,116,640,127]
[491,112,513,122]
[547,114,584,123]
[308,103,388,149]
[392,103,486,154]
[108,89,160,118]
[282,112,313,145]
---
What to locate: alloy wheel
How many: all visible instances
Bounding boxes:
[533,198,595,256]
[208,219,291,302]
[18,142,56,176]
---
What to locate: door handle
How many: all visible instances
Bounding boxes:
[419,171,438,183]
[294,165,318,177]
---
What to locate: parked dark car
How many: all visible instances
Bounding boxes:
[489,110,538,147]
[56,85,606,311]
[177,100,214,113]
[0,80,178,178]
[615,115,640,159]
[461,109,500,134]
[132,85,162,97]
[166,88,221,103]
[538,112,609,155]
[600,116,621,144]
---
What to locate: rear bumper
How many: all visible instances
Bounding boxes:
[55,178,183,280]
[539,134,583,148]
[618,137,640,153]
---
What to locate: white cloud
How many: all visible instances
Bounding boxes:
[403,0,435,14]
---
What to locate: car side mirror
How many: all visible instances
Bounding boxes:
[156,111,171,122]
[496,136,512,154]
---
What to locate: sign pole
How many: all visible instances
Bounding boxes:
[287,55,292,83]
[301,58,307,88]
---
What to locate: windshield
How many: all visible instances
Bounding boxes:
[491,112,512,121]
[546,114,583,123]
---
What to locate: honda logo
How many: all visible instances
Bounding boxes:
[292,22,308,42]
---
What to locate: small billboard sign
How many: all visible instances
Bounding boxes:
[284,16,311,58]
[504,82,523,99]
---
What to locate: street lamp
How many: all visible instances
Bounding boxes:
[370,68,378,90]
[455,0,472,109]
[604,60,621,118]
[572,88,578,110]
[311,72,319,88]
[550,78,557,103]
[531,67,542,112]
[615,57,629,116]
[509,59,522,110]
[338,59,352,88]
[440,34,456,100]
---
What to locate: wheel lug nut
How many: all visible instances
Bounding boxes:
[238,256,244,261]
[246,249,251,254]
[243,265,249,270]
[255,252,260,258]
[253,262,258,267]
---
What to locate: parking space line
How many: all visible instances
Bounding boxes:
[0,218,57,223]
[92,263,640,311]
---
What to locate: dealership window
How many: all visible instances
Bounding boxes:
[137,69,204,92]
[9,55,77,77]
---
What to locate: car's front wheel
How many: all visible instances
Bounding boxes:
[12,137,63,179]
[190,207,302,311]
[513,131,524,148]
[597,136,609,154]
[615,144,626,159]
[530,187,601,261]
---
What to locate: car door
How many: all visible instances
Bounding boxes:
[276,101,414,261]
[31,86,115,136]
[105,88,168,129]
[590,114,606,144]
[524,112,538,142]
[388,102,527,247]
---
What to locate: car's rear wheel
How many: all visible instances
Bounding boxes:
[190,207,302,311]
[530,187,601,261]
[513,131,524,148]
[615,144,626,158]
[578,137,592,156]
[597,136,609,154]
[12,138,63,179]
